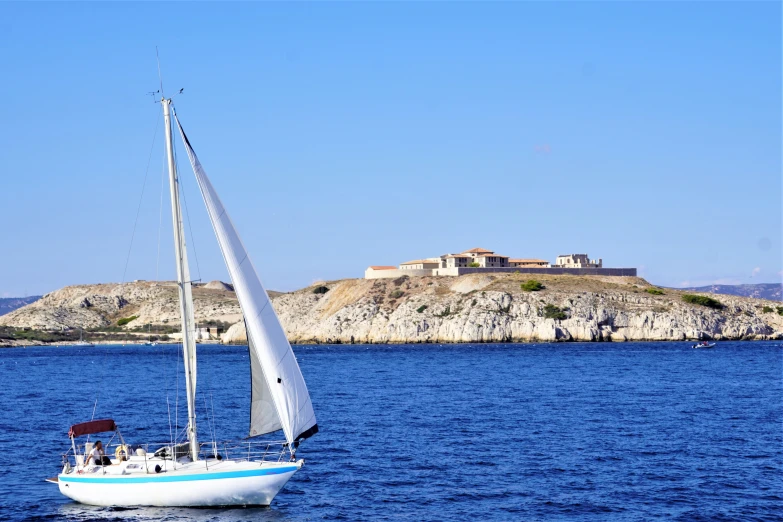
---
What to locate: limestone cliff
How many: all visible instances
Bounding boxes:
[3,274,782,343]
[225,274,783,343]
[0,281,241,331]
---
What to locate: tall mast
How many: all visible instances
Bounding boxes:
[162,97,199,462]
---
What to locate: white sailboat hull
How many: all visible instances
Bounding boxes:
[58,460,301,507]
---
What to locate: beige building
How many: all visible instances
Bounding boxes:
[509,258,550,268]
[364,266,397,278]
[555,254,602,268]
[440,248,509,268]
[462,247,495,258]
[440,254,471,268]
[365,247,622,279]
[475,253,509,268]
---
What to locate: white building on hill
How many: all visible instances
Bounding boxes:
[399,259,441,270]
[555,254,602,268]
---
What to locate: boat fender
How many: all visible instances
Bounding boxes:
[155,464,162,474]
[115,444,129,462]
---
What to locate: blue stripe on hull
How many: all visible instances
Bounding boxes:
[59,466,298,484]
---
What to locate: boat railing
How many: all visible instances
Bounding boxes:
[63,439,292,468]
[208,440,293,463]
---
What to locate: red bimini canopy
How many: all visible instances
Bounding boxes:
[68,419,117,438]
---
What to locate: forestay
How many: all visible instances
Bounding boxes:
[174,115,317,445]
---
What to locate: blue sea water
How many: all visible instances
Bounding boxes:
[0,342,781,521]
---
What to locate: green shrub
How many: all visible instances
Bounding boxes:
[762,306,773,313]
[682,294,724,310]
[646,287,665,295]
[313,286,329,295]
[521,280,544,292]
[468,262,480,268]
[543,304,567,320]
[416,305,428,313]
[777,306,783,316]
[117,315,138,326]
[390,289,404,299]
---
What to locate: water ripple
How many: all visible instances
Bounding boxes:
[0,341,781,520]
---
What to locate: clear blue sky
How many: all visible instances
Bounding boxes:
[0,2,780,296]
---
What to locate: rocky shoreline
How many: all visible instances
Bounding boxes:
[2,274,782,347]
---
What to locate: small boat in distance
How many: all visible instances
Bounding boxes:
[72,328,92,347]
[142,322,157,346]
[692,341,716,349]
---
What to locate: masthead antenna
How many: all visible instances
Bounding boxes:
[155,46,165,98]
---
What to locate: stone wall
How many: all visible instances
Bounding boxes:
[433,267,637,277]
[365,268,433,279]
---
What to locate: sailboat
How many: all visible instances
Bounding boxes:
[72,327,92,347]
[142,322,157,346]
[51,95,318,506]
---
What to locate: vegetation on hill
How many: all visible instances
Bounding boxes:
[521,280,544,292]
[682,294,724,309]
[0,326,77,343]
[542,304,568,320]
[646,287,665,295]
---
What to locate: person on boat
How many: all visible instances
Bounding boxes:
[85,441,111,466]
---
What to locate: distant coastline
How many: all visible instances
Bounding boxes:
[674,283,781,302]
[0,296,41,317]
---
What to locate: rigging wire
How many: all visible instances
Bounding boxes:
[121,113,162,284]
[156,146,177,450]
[156,141,166,285]
[90,108,160,421]
[202,392,217,455]
[210,391,218,454]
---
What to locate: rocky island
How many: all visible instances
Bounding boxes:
[1,274,782,347]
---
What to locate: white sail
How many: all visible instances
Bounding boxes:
[248,334,284,436]
[174,115,317,445]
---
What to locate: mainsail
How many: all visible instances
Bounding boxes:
[174,115,317,445]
